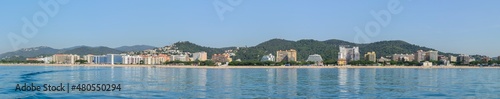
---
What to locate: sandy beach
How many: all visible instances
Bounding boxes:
[0,63,498,69]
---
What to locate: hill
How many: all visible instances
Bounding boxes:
[61,46,124,55]
[229,39,460,61]
[173,41,236,58]
[115,45,156,52]
[0,46,59,59]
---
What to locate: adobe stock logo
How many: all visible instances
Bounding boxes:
[354,0,408,43]
[8,0,69,50]
[213,0,244,21]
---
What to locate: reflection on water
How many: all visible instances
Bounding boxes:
[1,66,500,98]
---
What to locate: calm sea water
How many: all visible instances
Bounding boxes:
[1,66,500,98]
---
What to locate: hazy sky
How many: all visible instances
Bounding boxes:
[1,0,499,57]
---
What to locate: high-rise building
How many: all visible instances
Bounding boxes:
[211,53,232,63]
[338,46,360,62]
[364,51,377,62]
[122,55,143,64]
[106,54,124,65]
[457,54,471,65]
[426,51,439,61]
[414,50,425,62]
[92,54,124,65]
[276,49,297,62]
[261,54,275,62]
[192,52,207,61]
[83,54,94,64]
[52,54,80,64]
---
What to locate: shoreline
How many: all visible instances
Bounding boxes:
[0,64,498,69]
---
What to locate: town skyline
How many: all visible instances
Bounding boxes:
[1,0,500,57]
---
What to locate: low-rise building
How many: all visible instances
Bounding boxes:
[260,54,275,62]
[171,54,189,61]
[393,54,414,62]
[211,53,232,63]
[422,61,433,66]
[306,54,323,66]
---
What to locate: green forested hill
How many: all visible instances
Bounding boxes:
[175,38,459,61]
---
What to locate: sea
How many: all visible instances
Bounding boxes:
[1,66,500,98]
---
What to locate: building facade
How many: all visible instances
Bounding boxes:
[457,54,471,65]
[192,52,207,61]
[211,53,232,63]
[122,55,143,64]
[143,54,170,65]
[393,54,415,62]
[276,49,297,62]
[426,51,439,61]
[414,50,426,62]
[83,54,94,64]
[364,51,377,62]
[449,55,457,62]
[306,54,323,66]
[260,54,275,62]
[338,46,360,62]
[52,54,80,64]
[171,54,190,61]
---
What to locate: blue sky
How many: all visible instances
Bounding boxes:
[1,0,499,57]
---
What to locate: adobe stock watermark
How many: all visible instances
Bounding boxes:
[213,0,244,21]
[7,0,69,50]
[354,0,409,43]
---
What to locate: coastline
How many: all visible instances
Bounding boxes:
[0,64,498,69]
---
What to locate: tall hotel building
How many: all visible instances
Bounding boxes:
[276,49,297,62]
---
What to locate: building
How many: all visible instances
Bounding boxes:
[52,54,80,64]
[92,54,124,65]
[364,51,377,62]
[438,55,449,61]
[422,61,433,66]
[171,54,190,61]
[276,49,297,62]
[457,54,471,65]
[378,57,391,63]
[93,55,107,64]
[26,58,43,61]
[306,54,323,66]
[338,46,360,64]
[106,54,123,65]
[211,53,232,63]
[449,55,457,62]
[414,50,426,62]
[122,55,143,64]
[143,54,170,65]
[498,56,500,61]
[393,54,414,62]
[82,54,94,64]
[426,50,439,61]
[481,57,491,62]
[260,54,275,62]
[192,52,207,61]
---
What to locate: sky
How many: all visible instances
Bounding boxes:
[0,0,499,57]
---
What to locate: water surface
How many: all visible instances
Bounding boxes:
[1,66,499,98]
